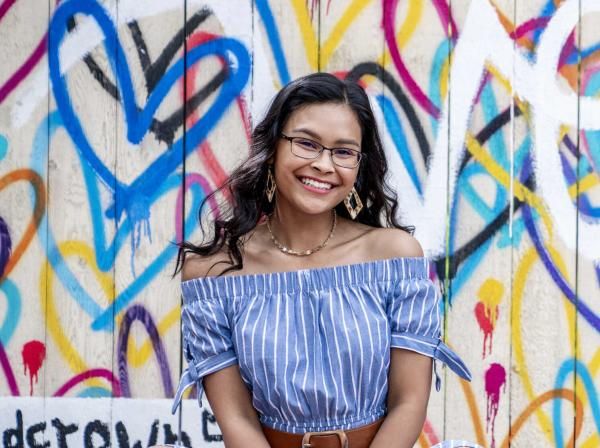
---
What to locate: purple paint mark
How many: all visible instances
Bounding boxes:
[557,144,600,219]
[0,0,60,104]
[0,216,11,277]
[563,133,579,157]
[431,0,457,41]
[0,0,16,20]
[521,157,600,332]
[509,16,550,40]
[53,368,121,397]
[117,304,173,397]
[0,337,19,395]
[559,149,577,186]
[558,31,576,69]
[21,340,45,395]
[485,363,506,448]
[474,71,491,105]
[523,205,600,330]
[0,37,47,104]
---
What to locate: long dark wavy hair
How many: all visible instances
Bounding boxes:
[175,72,413,276]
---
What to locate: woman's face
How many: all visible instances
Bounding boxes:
[272,102,362,216]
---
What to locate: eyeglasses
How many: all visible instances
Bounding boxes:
[280,134,364,168]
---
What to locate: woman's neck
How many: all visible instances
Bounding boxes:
[269,205,336,252]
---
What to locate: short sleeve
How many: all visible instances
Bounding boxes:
[172,285,238,414]
[387,266,471,389]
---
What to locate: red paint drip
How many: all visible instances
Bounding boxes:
[422,419,440,445]
[474,301,497,358]
[21,340,45,395]
[485,363,506,448]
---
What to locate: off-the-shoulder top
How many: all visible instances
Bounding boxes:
[172,257,471,434]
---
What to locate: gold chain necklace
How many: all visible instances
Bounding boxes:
[266,210,337,256]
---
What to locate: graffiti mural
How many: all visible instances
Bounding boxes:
[0,0,599,446]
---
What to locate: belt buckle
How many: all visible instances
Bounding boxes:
[302,429,348,448]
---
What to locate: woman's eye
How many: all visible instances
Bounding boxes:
[334,148,355,158]
[296,139,320,150]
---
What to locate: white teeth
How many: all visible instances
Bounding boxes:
[301,177,333,190]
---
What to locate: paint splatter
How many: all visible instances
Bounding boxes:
[129,200,152,278]
[307,0,319,19]
[485,363,506,448]
[474,302,494,357]
[474,278,503,357]
[306,0,333,19]
[0,133,7,161]
[0,216,11,278]
[22,340,46,395]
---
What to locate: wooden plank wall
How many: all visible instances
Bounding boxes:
[0,0,599,446]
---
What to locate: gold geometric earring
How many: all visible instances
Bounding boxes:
[265,165,276,202]
[344,187,363,220]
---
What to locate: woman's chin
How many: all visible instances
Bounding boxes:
[294,201,340,217]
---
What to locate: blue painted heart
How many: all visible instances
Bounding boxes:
[45,0,250,330]
[49,0,250,223]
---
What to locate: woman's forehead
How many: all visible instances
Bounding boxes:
[284,103,362,141]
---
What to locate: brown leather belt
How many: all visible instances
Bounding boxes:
[262,418,383,448]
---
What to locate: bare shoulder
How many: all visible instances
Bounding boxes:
[366,227,424,259]
[181,251,233,281]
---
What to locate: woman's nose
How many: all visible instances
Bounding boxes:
[310,149,335,172]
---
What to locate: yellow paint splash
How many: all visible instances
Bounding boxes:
[477,277,504,328]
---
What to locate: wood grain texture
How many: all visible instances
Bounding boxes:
[508,1,577,446]
[445,1,514,446]
[0,1,596,446]
[0,0,50,403]
[43,0,116,403]
[575,7,600,448]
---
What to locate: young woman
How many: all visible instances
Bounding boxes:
[171,73,471,448]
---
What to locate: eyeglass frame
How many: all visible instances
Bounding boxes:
[280,133,365,168]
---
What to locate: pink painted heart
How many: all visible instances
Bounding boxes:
[0,0,58,104]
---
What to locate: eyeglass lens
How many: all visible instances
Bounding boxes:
[290,137,360,168]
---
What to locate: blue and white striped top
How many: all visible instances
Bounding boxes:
[172,257,470,434]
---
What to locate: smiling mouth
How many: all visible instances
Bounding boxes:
[299,177,335,191]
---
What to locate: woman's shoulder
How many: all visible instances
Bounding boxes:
[351,224,424,260]
[181,251,233,282]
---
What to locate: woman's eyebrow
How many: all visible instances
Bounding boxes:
[291,127,360,147]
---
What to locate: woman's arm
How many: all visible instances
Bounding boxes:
[369,349,433,448]
[181,257,270,447]
[204,364,271,448]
